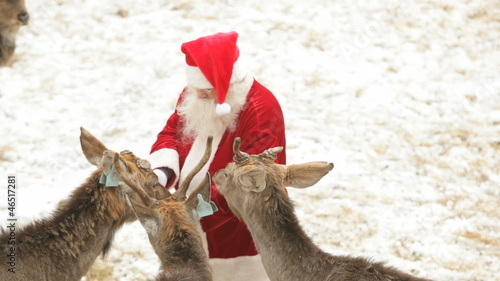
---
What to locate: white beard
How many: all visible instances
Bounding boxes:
[176,76,253,195]
[177,76,252,140]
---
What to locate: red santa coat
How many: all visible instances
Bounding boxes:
[150,79,286,259]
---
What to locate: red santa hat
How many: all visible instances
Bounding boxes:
[181,31,247,116]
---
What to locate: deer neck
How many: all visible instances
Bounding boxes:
[0,32,15,65]
[156,266,212,281]
[157,232,206,266]
[154,211,210,278]
[15,171,133,279]
[241,186,328,280]
[0,28,16,49]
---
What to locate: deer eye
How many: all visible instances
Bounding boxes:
[218,170,228,178]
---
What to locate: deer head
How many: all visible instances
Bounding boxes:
[214,137,334,211]
[0,0,29,29]
[80,127,171,201]
[118,136,214,244]
[124,173,212,245]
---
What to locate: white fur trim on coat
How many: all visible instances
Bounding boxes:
[195,224,268,281]
[179,131,224,196]
[148,148,180,186]
[209,255,270,281]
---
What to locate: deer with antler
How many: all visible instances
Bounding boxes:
[0,128,170,281]
[117,136,215,281]
[213,138,431,281]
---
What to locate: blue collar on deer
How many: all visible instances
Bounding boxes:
[196,194,218,217]
[99,164,120,187]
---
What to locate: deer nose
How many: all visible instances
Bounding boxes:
[18,12,29,24]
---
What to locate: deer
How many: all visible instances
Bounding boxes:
[0,127,170,281]
[213,137,432,281]
[117,136,215,281]
[0,0,29,66]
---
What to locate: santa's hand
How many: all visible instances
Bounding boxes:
[154,168,168,187]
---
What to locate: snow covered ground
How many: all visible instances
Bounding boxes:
[1,0,499,280]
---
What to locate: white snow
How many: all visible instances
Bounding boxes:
[1,0,499,280]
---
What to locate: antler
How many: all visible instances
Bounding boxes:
[261,146,284,161]
[233,137,250,164]
[174,136,213,201]
[112,153,155,207]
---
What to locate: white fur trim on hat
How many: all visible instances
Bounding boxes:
[185,57,247,89]
[185,65,213,89]
[230,57,247,84]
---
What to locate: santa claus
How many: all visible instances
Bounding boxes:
[149,31,286,281]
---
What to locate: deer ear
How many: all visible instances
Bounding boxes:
[151,184,172,201]
[239,169,267,193]
[186,173,211,210]
[80,127,108,166]
[99,151,127,181]
[126,194,156,222]
[100,150,116,175]
[285,162,334,189]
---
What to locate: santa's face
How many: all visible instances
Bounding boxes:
[178,77,251,139]
[177,87,239,139]
[196,88,217,100]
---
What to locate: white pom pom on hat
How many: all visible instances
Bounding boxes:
[215,103,231,116]
[181,31,247,116]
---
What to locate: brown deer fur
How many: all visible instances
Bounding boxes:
[121,136,214,281]
[214,137,432,281]
[0,127,169,281]
[0,0,29,66]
